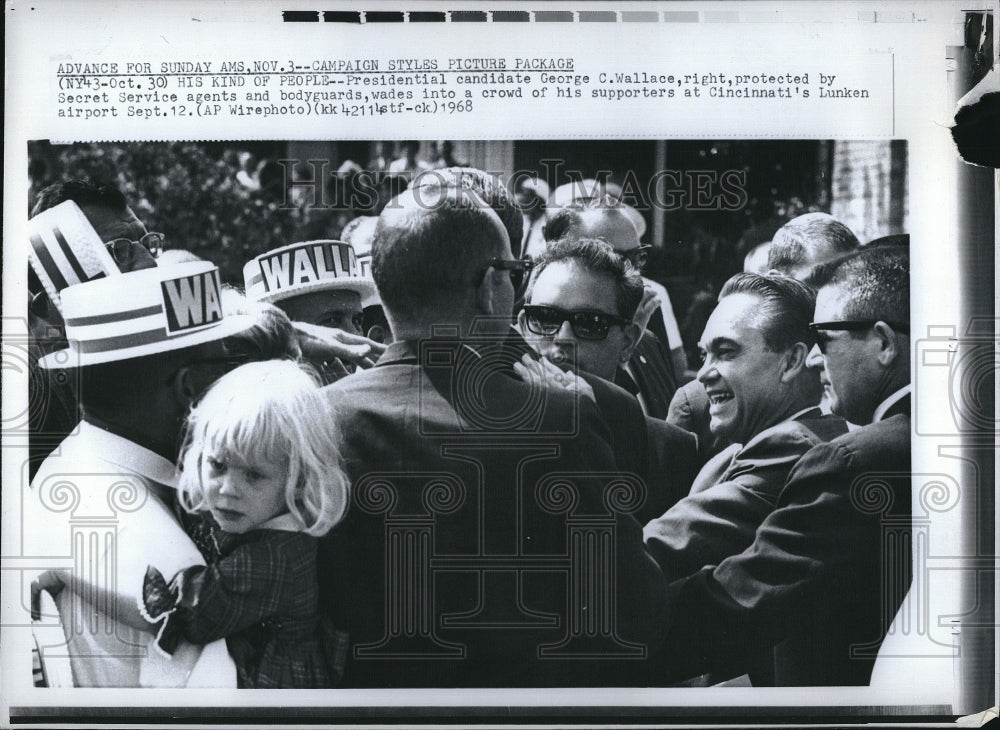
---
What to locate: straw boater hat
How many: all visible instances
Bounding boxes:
[28,200,121,314]
[340,218,380,305]
[40,261,253,369]
[242,240,377,306]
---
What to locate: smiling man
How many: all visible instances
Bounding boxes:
[644,273,847,583]
[649,246,911,686]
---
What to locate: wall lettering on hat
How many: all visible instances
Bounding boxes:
[257,243,354,293]
[161,269,224,333]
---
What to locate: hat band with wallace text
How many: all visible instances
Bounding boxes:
[248,241,358,293]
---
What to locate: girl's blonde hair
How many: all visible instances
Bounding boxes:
[178,359,348,536]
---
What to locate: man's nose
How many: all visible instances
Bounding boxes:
[697,356,716,385]
[124,243,159,272]
[553,319,575,343]
[805,344,824,369]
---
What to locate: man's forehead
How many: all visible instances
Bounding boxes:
[78,202,145,239]
[699,293,765,345]
[814,284,850,318]
[532,259,616,307]
[283,288,362,311]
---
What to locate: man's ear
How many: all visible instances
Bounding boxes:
[779,341,809,383]
[172,365,203,410]
[475,266,496,315]
[619,323,643,364]
[872,321,901,367]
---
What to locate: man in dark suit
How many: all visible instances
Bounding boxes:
[319,185,669,687]
[516,237,698,520]
[411,167,699,521]
[645,273,847,582]
[667,211,862,460]
[649,245,911,686]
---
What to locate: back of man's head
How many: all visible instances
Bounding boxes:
[544,195,635,248]
[411,167,524,256]
[31,179,128,218]
[373,186,509,329]
[719,272,817,353]
[807,245,909,325]
[767,212,859,278]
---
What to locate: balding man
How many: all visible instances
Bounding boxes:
[766,211,859,279]
[319,185,667,687]
[650,246,911,686]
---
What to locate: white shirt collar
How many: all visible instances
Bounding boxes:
[258,513,304,532]
[872,385,912,423]
[79,420,179,487]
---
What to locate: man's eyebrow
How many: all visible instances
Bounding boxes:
[701,336,740,352]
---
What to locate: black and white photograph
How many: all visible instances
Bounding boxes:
[3,2,996,728]
[19,137,920,685]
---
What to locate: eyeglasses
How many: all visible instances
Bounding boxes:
[621,244,652,270]
[809,319,910,335]
[481,257,534,292]
[105,232,165,263]
[522,304,630,341]
[809,319,909,353]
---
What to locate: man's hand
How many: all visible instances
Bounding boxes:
[633,286,661,334]
[292,321,388,370]
[513,354,596,401]
[31,570,68,620]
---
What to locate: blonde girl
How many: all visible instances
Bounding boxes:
[140,359,350,688]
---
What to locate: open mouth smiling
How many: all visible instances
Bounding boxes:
[706,389,735,406]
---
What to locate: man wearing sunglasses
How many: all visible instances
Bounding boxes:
[650,246,911,686]
[544,195,687,387]
[517,237,699,523]
[319,185,670,687]
[519,237,643,384]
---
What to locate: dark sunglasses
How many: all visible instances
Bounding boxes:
[622,244,652,270]
[522,304,630,341]
[481,257,534,291]
[809,319,909,353]
[809,319,910,335]
[105,231,165,264]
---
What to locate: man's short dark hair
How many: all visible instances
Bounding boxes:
[30,179,129,218]
[542,194,622,244]
[527,237,644,321]
[411,167,524,257]
[373,186,506,318]
[718,272,817,352]
[807,246,909,324]
[766,212,860,274]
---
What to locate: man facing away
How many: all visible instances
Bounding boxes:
[319,185,669,687]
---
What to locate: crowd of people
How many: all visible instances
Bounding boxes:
[23,163,911,689]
